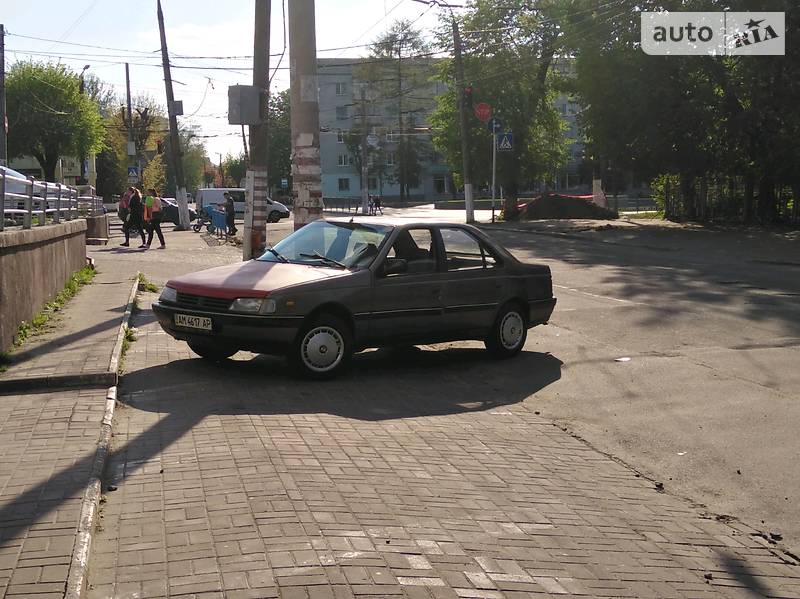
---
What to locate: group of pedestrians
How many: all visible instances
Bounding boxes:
[118,187,166,249]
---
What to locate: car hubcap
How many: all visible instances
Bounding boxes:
[301,326,344,372]
[500,311,524,350]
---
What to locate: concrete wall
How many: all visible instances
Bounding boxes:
[0,221,87,352]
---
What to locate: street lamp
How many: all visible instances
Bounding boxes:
[78,65,91,186]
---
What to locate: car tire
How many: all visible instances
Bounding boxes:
[289,314,353,379]
[485,303,528,358]
[188,341,237,361]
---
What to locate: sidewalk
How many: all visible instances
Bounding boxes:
[0,268,138,392]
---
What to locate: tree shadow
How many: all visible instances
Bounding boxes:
[489,227,800,336]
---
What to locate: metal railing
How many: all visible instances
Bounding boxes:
[0,170,104,232]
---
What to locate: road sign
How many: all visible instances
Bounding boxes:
[497,132,514,151]
[281,178,289,189]
[474,102,492,122]
[366,134,380,148]
[127,166,139,178]
[487,117,503,133]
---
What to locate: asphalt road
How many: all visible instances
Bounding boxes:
[484,223,800,556]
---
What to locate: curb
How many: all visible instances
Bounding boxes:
[0,274,140,394]
[64,272,139,599]
[478,224,680,252]
[65,386,117,599]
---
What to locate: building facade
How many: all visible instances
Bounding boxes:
[317,58,453,202]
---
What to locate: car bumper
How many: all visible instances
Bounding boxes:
[529,297,557,325]
[152,301,302,354]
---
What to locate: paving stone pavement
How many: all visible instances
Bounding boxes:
[0,388,108,598]
[85,293,800,599]
[0,266,135,387]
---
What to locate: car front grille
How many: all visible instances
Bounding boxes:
[175,292,232,312]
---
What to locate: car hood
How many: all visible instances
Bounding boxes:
[166,260,346,299]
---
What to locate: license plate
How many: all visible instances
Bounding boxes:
[174,314,212,331]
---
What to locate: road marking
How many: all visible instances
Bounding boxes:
[553,284,644,305]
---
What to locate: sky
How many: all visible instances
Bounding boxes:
[2,0,443,160]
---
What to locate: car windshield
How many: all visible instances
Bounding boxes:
[257,220,393,270]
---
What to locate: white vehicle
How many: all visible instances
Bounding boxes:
[194,187,290,223]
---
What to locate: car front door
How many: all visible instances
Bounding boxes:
[367,227,445,344]
[438,227,504,335]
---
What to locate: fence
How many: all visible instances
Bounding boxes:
[0,170,104,233]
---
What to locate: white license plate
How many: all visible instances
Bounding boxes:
[174,314,212,331]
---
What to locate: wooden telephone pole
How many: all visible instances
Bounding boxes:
[156,0,190,229]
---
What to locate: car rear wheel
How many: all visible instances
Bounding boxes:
[188,341,237,361]
[290,314,353,379]
[485,303,527,358]
[267,211,280,223]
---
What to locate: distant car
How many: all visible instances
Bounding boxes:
[152,220,556,379]
[194,187,290,222]
[161,198,198,225]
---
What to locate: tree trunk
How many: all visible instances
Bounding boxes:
[680,173,695,221]
[757,175,776,224]
[743,173,755,224]
[792,182,800,225]
[503,180,519,221]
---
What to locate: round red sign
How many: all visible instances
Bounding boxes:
[474,102,492,122]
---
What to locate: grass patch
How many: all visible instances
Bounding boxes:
[11,266,96,349]
[630,210,665,220]
[137,273,159,293]
[119,325,138,373]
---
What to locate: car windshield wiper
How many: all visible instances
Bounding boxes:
[299,252,345,268]
[267,247,288,263]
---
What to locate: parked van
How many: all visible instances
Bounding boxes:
[194,188,290,222]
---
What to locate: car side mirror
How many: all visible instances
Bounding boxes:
[382,258,408,277]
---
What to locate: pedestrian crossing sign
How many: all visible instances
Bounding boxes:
[497,132,513,151]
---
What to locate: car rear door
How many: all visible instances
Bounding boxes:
[438,227,504,334]
[367,227,445,344]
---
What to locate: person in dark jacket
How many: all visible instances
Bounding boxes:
[121,188,146,247]
[224,192,237,236]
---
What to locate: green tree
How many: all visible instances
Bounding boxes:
[221,153,247,187]
[142,153,166,192]
[430,1,568,217]
[359,21,434,202]
[6,61,105,181]
[164,127,208,196]
[267,90,292,193]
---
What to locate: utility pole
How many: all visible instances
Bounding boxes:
[452,18,474,223]
[241,124,249,164]
[125,63,137,186]
[78,65,90,185]
[360,85,369,215]
[156,0,190,229]
[288,0,323,230]
[397,40,405,205]
[0,24,7,167]
[244,0,270,259]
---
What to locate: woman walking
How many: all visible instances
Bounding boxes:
[144,188,166,249]
[122,188,147,247]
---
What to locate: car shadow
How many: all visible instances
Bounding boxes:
[120,347,563,421]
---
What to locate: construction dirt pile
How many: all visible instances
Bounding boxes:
[520,193,618,220]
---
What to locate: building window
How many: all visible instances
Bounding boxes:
[337,130,346,143]
[338,178,350,192]
[336,106,348,120]
[434,176,446,194]
[336,82,346,96]
[368,177,377,190]
[337,154,353,167]
[386,152,396,166]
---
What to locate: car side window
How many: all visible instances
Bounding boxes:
[384,228,437,276]
[441,228,497,271]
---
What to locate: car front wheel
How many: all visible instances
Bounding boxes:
[485,303,527,358]
[188,341,237,361]
[290,314,352,379]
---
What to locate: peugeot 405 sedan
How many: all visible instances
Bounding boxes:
[152,220,556,378]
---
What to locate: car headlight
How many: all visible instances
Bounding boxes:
[160,286,177,303]
[230,298,276,314]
